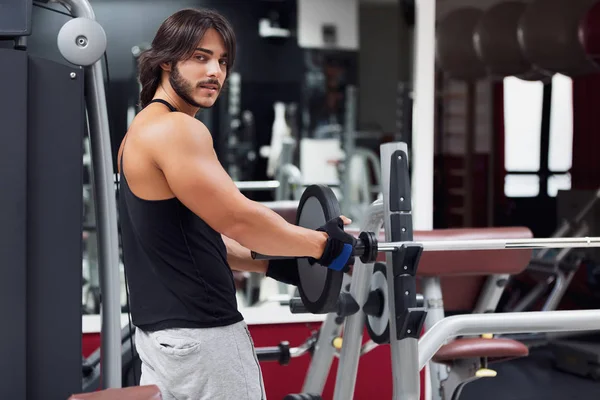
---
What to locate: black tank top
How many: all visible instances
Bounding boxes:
[118,99,243,331]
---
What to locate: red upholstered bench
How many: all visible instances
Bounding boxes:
[432,337,529,365]
[68,385,162,400]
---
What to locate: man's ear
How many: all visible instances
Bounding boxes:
[160,61,172,72]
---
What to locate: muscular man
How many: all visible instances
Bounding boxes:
[118,8,355,400]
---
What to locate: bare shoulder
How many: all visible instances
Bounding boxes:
[124,111,211,161]
[146,112,212,149]
[133,112,214,173]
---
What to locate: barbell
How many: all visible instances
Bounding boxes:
[255,227,600,262]
[252,185,600,314]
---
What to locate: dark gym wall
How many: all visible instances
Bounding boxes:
[572,73,600,191]
[27,0,304,174]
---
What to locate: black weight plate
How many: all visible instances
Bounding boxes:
[473,1,553,80]
[436,7,486,81]
[296,185,344,314]
[366,263,390,345]
[518,0,599,77]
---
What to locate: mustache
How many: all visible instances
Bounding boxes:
[197,80,221,90]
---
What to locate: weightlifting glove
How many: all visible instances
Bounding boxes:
[265,258,300,286]
[311,217,357,271]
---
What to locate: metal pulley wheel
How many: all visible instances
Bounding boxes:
[57,17,107,67]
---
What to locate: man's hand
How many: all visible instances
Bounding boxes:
[311,216,355,271]
[267,215,353,285]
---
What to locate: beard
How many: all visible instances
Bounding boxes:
[169,64,203,108]
[169,64,221,109]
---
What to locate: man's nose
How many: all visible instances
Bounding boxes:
[206,60,223,79]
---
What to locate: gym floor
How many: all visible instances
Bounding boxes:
[461,346,600,400]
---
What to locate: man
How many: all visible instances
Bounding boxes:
[118,8,355,400]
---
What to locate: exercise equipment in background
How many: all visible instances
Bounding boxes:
[258,141,600,400]
[243,85,382,222]
[436,0,600,81]
[518,0,600,78]
[472,1,553,82]
[436,7,487,82]
[503,188,600,314]
[266,101,292,178]
[226,73,260,183]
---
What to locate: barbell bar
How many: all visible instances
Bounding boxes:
[377,236,600,252]
[253,235,600,264]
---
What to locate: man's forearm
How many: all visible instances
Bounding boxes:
[222,234,268,273]
[225,202,328,259]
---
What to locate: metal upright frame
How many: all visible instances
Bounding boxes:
[51,0,123,389]
[332,200,384,399]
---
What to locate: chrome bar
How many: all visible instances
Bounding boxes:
[378,236,600,252]
[418,310,600,370]
[235,180,280,190]
[290,334,318,358]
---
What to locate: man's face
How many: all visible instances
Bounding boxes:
[169,28,228,109]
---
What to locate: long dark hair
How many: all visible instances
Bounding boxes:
[138,8,236,109]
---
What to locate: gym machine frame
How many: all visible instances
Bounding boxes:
[1,0,121,396]
[295,142,600,400]
[49,0,122,389]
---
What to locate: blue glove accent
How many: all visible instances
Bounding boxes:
[328,243,353,271]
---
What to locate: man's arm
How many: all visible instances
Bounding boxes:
[223,234,302,287]
[222,234,267,273]
[151,114,328,258]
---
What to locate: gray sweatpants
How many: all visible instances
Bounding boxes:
[135,320,266,400]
